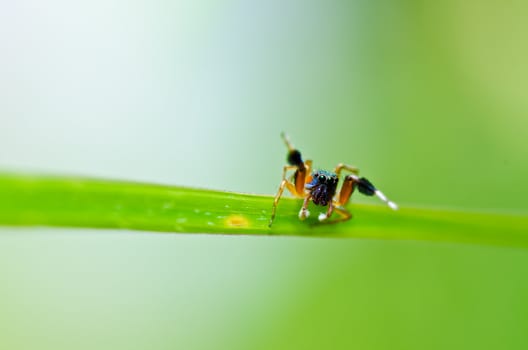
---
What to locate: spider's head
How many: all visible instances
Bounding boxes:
[306,170,338,206]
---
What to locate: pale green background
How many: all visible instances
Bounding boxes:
[0,1,527,349]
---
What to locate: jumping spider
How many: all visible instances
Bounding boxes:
[269,133,397,227]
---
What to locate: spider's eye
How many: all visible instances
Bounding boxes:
[319,175,326,183]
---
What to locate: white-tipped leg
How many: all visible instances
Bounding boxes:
[318,202,335,222]
[298,196,312,221]
[281,132,295,151]
[375,190,398,210]
[299,208,310,220]
[387,201,398,210]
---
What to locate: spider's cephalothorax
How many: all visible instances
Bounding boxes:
[306,170,338,206]
[269,133,398,227]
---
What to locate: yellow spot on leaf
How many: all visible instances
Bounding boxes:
[225,215,249,228]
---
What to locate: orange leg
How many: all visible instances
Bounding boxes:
[331,205,352,223]
[270,133,316,227]
[336,175,359,206]
[312,202,352,225]
[334,163,359,177]
[269,164,308,227]
[336,173,399,211]
[334,163,361,207]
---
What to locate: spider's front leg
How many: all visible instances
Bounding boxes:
[269,134,312,227]
[336,170,398,210]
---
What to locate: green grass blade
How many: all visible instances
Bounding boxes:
[0,173,527,247]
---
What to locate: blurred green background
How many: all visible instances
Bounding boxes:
[1,0,527,349]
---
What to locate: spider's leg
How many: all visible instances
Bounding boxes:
[270,133,313,227]
[336,175,357,206]
[332,205,352,223]
[317,201,335,222]
[334,163,360,177]
[334,163,361,207]
[269,162,310,227]
[336,174,398,210]
[311,202,352,225]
